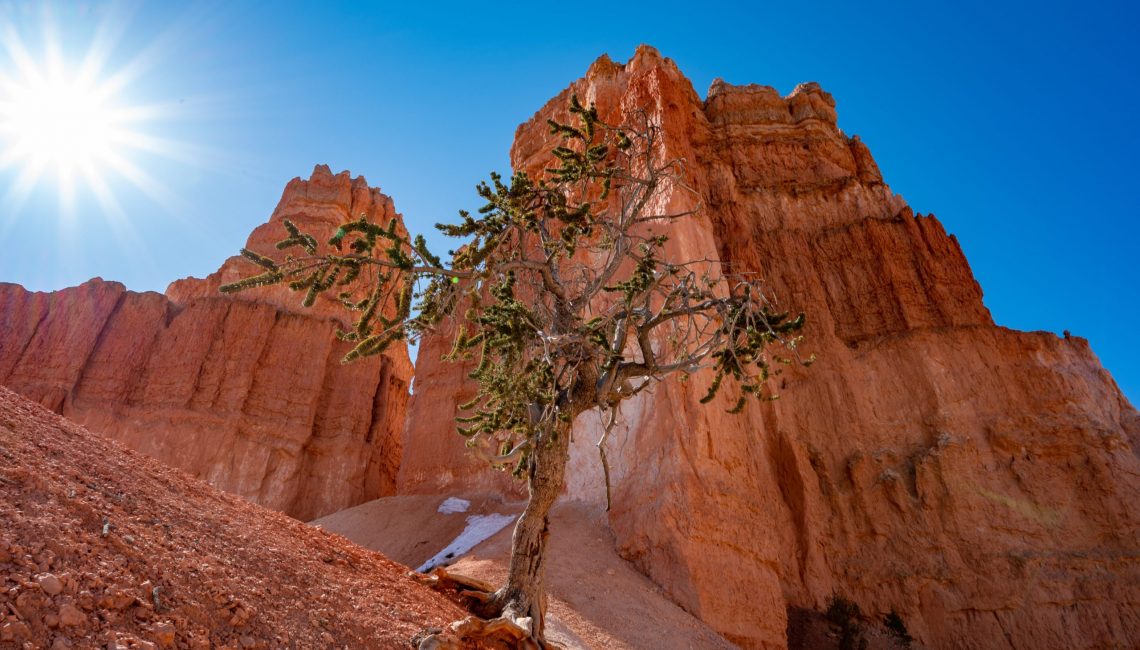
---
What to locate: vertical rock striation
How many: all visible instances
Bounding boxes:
[402,47,1140,649]
[0,166,412,521]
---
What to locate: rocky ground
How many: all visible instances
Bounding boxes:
[0,386,462,649]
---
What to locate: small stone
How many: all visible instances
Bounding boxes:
[58,603,85,627]
[14,591,34,614]
[228,604,251,627]
[37,573,64,596]
[76,591,95,611]
[98,588,135,610]
[51,637,71,650]
[7,621,31,640]
[151,622,176,647]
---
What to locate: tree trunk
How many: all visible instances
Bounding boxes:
[487,421,572,643]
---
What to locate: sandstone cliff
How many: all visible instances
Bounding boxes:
[0,166,412,521]
[2,45,1135,650]
[400,47,1140,649]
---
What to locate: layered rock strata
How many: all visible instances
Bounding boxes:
[0,166,412,521]
[400,46,1140,649]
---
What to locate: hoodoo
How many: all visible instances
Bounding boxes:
[0,166,413,521]
[398,46,1140,648]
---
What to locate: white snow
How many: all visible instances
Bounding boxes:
[437,497,471,514]
[416,512,517,573]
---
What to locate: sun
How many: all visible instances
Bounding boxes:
[1,67,124,176]
[0,18,176,217]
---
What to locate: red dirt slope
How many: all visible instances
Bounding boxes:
[0,386,463,649]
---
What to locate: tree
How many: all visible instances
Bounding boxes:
[221,96,809,648]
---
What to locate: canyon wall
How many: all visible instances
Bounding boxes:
[0,166,412,521]
[1,46,1135,650]
[400,47,1140,649]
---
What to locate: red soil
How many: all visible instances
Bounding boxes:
[0,386,463,649]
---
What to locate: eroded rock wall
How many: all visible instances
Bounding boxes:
[402,47,1140,649]
[0,166,412,521]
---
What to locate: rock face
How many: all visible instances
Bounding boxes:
[0,166,412,521]
[400,47,1140,648]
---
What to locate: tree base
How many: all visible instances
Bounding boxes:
[412,568,561,650]
[415,615,541,650]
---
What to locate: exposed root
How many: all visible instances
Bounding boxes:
[411,568,561,649]
[411,567,501,614]
[413,566,498,594]
[416,614,547,649]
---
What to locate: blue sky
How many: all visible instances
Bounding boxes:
[0,1,1136,401]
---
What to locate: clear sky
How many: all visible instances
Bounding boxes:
[0,1,1136,402]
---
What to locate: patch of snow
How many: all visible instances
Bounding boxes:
[437,497,470,514]
[416,513,517,573]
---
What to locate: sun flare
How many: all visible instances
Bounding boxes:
[0,18,181,218]
[2,68,124,174]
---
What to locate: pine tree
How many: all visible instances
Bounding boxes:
[222,97,809,648]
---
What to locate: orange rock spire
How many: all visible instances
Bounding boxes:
[0,166,412,521]
[400,46,1140,648]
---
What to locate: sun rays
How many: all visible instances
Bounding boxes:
[0,12,183,228]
